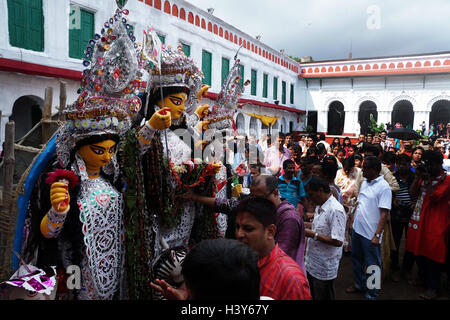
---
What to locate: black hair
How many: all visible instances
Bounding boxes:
[251,175,279,196]
[354,153,363,161]
[343,137,351,145]
[396,153,411,164]
[75,133,120,150]
[234,196,277,228]
[307,133,318,142]
[292,143,302,155]
[381,151,396,165]
[277,132,286,139]
[342,155,355,169]
[283,159,295,169]
[307,176,331,193]
[364,155,382,173]
[361,143,379,156]
[182,239,260,300]
[286,142,295,150]
[337,147,345,155]
[306,146,318,157]
[319,133,326,141]
[316,143,327,155]
[321,158,338,181]
[412,146,424,154]
[302,156,319,165]
[422,149,444,165]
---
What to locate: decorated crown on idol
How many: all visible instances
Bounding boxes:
[56,4,143,168]
[203,57,248,132]
[139,28,204,116]
[57,0,248,168]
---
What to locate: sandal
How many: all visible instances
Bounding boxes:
[345,285,362,294]
[419,289,438,300]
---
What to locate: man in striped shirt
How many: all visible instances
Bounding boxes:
[278,159,307,209]
[234,197,312,300]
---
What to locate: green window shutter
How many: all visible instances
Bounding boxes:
[263,73,268,98]
[28,0,44,51]
[282,81,286,105]
[8,0,44,51]
[251,69,257,96]
[202,50,212,86]
[69,7,94,59]
[273,77,278,100]
[221,57,229,85]
[290,83,294,104]
[181,43,190,57]
[8,0,27,49]
[238,64,244,87]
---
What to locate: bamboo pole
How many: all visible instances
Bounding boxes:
[0,110,3,146]
[0,121,15,280]
[42,87,53,144]
[3,122,15,201]
[59,81,67,122]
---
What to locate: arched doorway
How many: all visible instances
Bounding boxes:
[249,117,259,138]
[429,100,450,133]
[280,117,287,133]
[235,113,245,135]
[307,111,318,133]
[392,100,414,129]
[327,101,345,135]
[358,100,377,135]
[9,95,44,141]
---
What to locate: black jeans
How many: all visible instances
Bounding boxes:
[390,219,415,271]
[416,255,443,292]
[307,272,335,300]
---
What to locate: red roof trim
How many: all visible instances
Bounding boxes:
[299,65,450,78]
[205,92,306,114]
[0,57,83,81]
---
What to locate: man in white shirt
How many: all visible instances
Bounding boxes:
[317,133,331,154]
[305,176,347,300]
[346,156,392,300]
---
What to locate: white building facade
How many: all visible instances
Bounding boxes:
[0,0,304,144]
[300,53,450,136]
[0,0,449,143]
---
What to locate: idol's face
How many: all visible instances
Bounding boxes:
[78,139,117,169]
[157,92,188,120]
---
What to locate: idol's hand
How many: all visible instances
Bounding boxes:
[194,104,209,119]
[232,184,242,197]
[194,120,210,133]
[148,107,172,130]
[211,161,222,174]
[194,140,208,150]
[197,85,210,101]
[50,182,70,213]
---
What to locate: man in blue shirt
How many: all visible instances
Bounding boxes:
[278,159,307,209]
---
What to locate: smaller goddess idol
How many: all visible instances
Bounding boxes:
[20,7,143,300]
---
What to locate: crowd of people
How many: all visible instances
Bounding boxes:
[151,128,450,301]
[3,2,448,302]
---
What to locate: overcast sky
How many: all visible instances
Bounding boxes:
[185,0,450,61]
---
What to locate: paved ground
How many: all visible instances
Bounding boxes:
[334,235,450,300]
